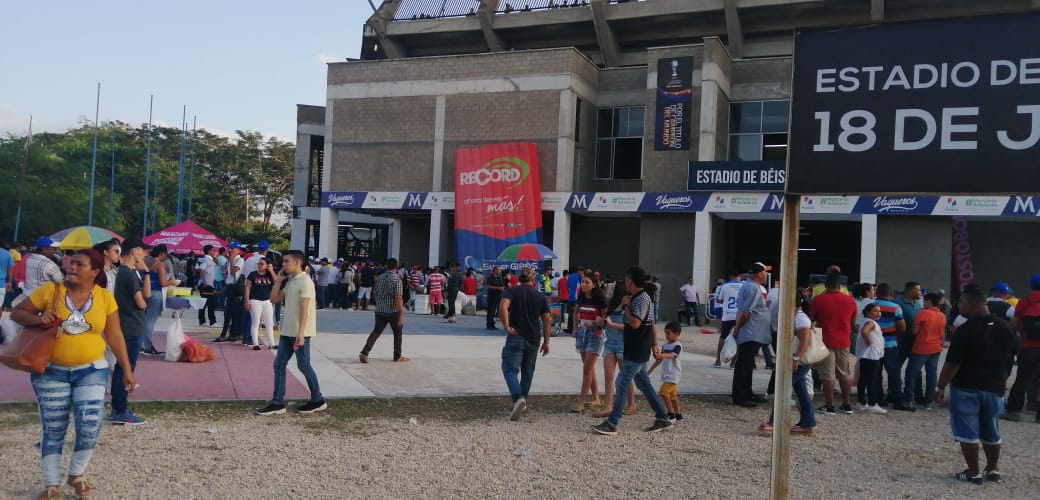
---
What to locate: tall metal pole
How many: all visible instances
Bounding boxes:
[142,95,153,237]
[176,105,187,223]
[109,126,116,228]
[769,194,801,500]
[13,116,32,243]
[88,82,101,226]
[187,116,197,220]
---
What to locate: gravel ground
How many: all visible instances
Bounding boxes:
[1,396,1038,499]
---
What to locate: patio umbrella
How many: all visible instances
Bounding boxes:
[49,226,124,250]
[497,243,557,261]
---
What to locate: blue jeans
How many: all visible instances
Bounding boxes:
[31,361,109,487]
[486,295,501,327]
[769,364,816,428]
[607,359,669,427]
[949,387,1004,444]
[142,292,163,350]
[903,352,940,404]
[271,336,323,405]
[214,279,226,309]
[882,346,903,400]
[110,335,143,415]
[501,335,540,402]
[317,285,328,308]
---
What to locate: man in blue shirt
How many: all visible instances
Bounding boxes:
[731,262,773,407]
[894,281,924,407]
[564,267,584,334]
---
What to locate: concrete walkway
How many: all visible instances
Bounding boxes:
[0,308,770,402]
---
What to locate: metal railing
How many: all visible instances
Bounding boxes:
[391,0,646,21]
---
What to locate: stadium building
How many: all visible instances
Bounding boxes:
[292,0,1040,316]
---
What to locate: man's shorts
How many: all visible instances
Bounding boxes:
[949,387,1004,445]
[816,348,852,382]
[429,290,443,305]
[659,382,678,400]
[576,328,604,356]
[357,287,372,299]
[720,320,736,339]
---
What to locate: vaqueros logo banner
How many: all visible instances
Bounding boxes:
[455,142,543,270]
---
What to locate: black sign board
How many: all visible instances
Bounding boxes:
[788,12,1040,194]
[688,160,786,191]
[654,56,693,151]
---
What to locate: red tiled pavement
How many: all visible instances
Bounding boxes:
[0,330,307,402]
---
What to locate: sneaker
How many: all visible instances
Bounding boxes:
[643,419,673,433]
[510,398,527,422]
[591,421,618,435]
[673,414,683,421]
[838,404,854,415]
[999,411,1021,421]
[255,404,287,416]
[108,411,146,426]
[983,468,1002,483]
[142,346,164,355]
[297,400,328,415]
[863,404,888,414]
[712,361,722,368]
[212,337,228,343]
[954,469,984,485]
[252,345,261,351]
[790,425,816,436]
[921,403,934,411]
[667,412,676,422]
[817,406,836,415]
[893,402,917,412]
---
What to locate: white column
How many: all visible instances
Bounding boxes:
[553,210,571,273]
[693,211,713,296]
[860,214,878,284]
[429,209,443,268]
[432,96,446,190]
[290,219,306,253]
[556,90,576,191]
[389,218,402,260]
[318,208,338,259]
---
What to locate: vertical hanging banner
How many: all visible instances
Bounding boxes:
[455,142,543,271]
[654,56,693,150]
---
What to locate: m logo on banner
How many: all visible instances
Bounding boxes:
[406,193,424,209]
[570,194,589,210]
[1013,196,1035,214]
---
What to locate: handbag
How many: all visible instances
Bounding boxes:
[0,284,63,374]
[793,325,830,365]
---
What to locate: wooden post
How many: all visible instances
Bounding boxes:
[769,194,801,499]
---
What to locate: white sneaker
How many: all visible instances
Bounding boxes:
[510,398,527,421]
[863,404,888,414]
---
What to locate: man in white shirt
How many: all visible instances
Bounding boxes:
[316,258,333,309]
[713,272,744,367]
[16,237,64,306]
[196,244,218,326]
[678,276,702,327]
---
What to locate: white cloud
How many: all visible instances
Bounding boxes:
[0,102,78,137]
[315,53,341,66]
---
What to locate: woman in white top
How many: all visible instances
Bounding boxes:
[759,289,817,436]
[855,303,886,413]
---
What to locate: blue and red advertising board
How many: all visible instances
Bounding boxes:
[454,142,543,271]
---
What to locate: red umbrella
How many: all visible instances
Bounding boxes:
[143,220,228,254]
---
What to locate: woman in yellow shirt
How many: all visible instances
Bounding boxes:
[11,249,137,500]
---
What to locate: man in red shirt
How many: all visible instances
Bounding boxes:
[903,293,946,410]
[810,272,858,414]
[1004,274,1040,422]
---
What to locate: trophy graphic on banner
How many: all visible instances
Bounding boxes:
[671,59,679,79]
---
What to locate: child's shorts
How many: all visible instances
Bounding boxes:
[659,382,678,400]
[576,327,604,355]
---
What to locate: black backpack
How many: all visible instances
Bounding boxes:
[1021,316,1040,341]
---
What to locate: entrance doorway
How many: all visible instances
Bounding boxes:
[722,218,861,286]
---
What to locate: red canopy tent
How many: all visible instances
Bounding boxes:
[143,220,228,254]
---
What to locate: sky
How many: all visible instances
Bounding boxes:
[0,1,374,143]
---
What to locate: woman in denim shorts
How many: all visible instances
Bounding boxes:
[593,283,637,417]
[571,275,607,412]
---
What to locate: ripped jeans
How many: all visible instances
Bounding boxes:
[30,361,109,487]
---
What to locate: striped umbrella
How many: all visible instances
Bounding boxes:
[497,243,557,261]
[49,226,124,250]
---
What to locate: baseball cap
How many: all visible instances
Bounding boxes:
[749,262,772,273]
[991,282,1012,294]
[228,241,242,250]
[121,237,152,252]
[826,264,842,274]
[1031,274,1040,289]
[257,240,270,250]
[35,236,60,249]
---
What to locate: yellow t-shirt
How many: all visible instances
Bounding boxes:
[811,283,849,299]
[9,249,21,263]
[29,282,117,367]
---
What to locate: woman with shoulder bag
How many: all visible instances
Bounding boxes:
[758,288,817,437]
[10,250,137,499]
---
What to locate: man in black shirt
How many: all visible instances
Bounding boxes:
[935,288,1016,485]
[485,266,505,330]
[499,268,550,421]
